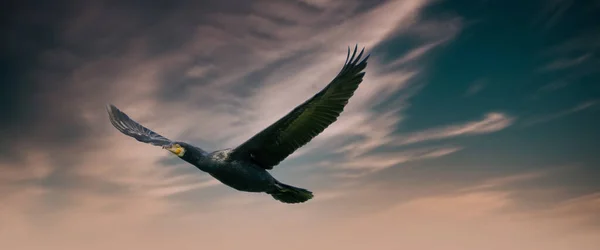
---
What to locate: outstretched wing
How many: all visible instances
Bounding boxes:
[106,104,173,147]
[229,45,370,170]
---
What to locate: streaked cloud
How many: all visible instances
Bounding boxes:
[1,0,443,227]
[531,0,574,30]
[393,112,515,146]
[1,0,598,249]
[464,78,487,96]
[458,172,547,193]
[339,146,462,171]
[522,100,597,126]
[540,53,592,71]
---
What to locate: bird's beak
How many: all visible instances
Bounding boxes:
[163,144,184,156]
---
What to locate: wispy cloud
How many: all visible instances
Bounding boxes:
[385,39,449,68]
[522,100,598,126]
[315,111,514,174]
[392,112,515,146]
[1,0,447,232]
[537,80,571,93]
[531,0,574,30]
[339,146,462,172]
[458,172,547,193]
[148,179,220,197]
[464,78,487,96]
[539,53,592,71]
[3,1,598,249]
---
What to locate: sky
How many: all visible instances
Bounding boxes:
[1,0,599,249]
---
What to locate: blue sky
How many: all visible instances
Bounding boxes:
[1,0,598,249]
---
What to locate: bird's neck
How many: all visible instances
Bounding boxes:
[180,151,214,173]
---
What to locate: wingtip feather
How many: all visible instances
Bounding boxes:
[106,103,120,116]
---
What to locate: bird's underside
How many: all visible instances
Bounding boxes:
[106,45,370,204]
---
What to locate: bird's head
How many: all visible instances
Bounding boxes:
[162,143,186,157]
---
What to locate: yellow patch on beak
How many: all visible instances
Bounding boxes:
[164,144,185,157]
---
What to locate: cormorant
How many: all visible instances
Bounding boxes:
[106,45,369,204]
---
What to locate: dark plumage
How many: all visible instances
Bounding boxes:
[106,45,370,204]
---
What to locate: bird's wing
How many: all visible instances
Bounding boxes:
[106,104,173,147]
[229,45,370,170]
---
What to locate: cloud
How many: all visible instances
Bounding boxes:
[522,100,598,126]
[392,112,515,146]
[185,64,215,78]
[148,179,220,197]
[537,80,572,93]
[4,170,600,250]
[385,39,447,68]
[0,0,449,228]
[4,1,597,249]
[464,78,487,96]
[458,171,547,193]
[539,53,592,71]
[338,146,462,172]
[539,193,600,229]
[531,0,574,30]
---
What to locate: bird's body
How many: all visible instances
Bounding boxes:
[209,160,274,193]
[106,45,369,204]
[170,145,313,202]
[194,148,276,193]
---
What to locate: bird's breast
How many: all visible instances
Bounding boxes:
[208,160,273,192]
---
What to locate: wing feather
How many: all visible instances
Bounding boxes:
[106,104,173,147]
[230,45,370,169]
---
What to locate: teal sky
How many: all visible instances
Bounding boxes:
[404,0,599,196]
[1,0,598,249]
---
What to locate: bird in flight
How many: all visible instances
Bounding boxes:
[107,45,369,204]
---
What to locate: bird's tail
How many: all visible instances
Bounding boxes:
[269,182,314,204]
